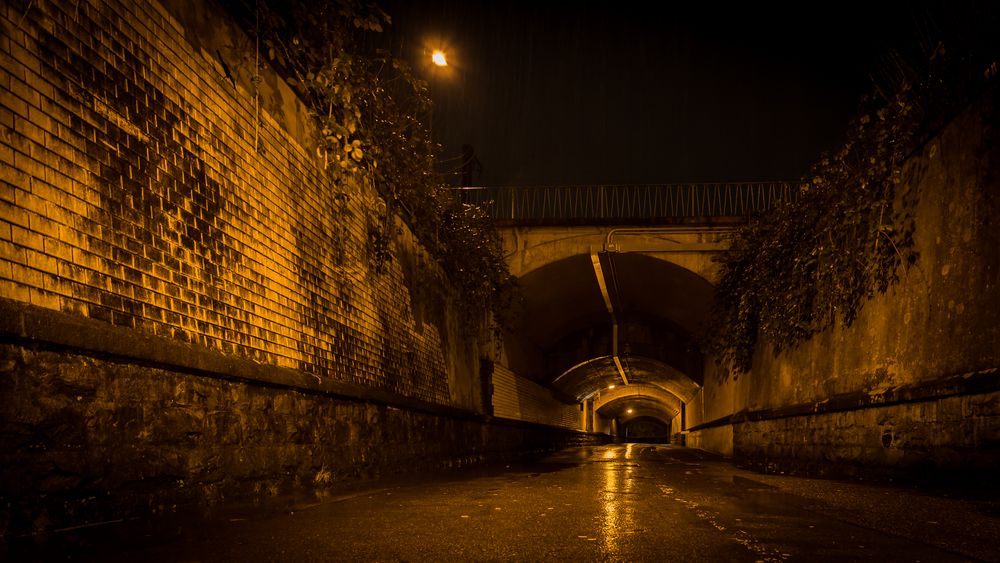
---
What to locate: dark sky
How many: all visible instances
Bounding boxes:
[381,1,918,186]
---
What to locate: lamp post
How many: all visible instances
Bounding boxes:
[425,47,468,186]
[426,48,448,147]
[422,46,482,187]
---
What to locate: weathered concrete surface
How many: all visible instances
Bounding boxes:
[734,386,1000,481]
[8,444,999,562]
[499,225,728,281]
[688,90,1000,476]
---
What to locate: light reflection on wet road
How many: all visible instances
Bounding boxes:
[10,444,1000,562]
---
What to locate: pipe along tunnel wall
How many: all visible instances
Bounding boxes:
[0,0,601,534]
[687,89,1000,481]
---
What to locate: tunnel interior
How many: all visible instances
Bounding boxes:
[503,250,713,437]
[621,416,672,443]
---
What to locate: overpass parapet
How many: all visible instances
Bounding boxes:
[459,182,796,225]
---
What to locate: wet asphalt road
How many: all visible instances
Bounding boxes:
[9,444,1000,562]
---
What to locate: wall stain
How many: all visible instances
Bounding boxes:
[32,1,268,359]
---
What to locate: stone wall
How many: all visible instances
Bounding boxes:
[687,90,1000,479]
[0,0,595,535]
[733,389,1000,480]
[0,341,599,534]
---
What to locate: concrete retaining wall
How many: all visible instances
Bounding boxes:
[687,90,1000,478]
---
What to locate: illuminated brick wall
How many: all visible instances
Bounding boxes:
[0,0,471,406]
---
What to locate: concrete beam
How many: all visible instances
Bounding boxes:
[500,224,729,282]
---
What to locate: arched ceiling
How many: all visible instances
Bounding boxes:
[510,254,608,348]
[509,253,713,351]
[620,416,672,431]
[556,357,699,403]
[593,385,683,428]
[603,252,713,335]
[593,383,684,412]
[544,313,703,388]
[503,250,714,421]
[597,396,678,424]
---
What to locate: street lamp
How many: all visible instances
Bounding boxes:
[423,46,475,185]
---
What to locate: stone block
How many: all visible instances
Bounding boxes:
[967,392,1000,417]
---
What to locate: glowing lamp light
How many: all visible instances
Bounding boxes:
[626,408,633,414]
[608,384,615,389]
[431,50,448,66]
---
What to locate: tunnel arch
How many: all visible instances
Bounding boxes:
[503,252,713,384]
[596,395,678,425]
[499,245,715,436]
[557,359,698,404]
[592,383,686,413]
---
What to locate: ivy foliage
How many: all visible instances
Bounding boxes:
[221,0,517,331]
[704,7,1000,375]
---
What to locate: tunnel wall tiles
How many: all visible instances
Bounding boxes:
[0,344,595,534]
[689,90,1000,472]
[493,363,580,429]
[0,0,475,407]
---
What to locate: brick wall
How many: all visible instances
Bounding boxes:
[0,0,557,534]
[0,0,473,406]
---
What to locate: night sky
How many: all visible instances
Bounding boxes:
[382,1,922,186]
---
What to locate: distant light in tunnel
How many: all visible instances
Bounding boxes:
[626,409,633,414]
[608,384,615,389]
[431,50,448,66]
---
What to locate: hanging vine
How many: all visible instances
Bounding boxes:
[703,7,1000,375]
[221,0,517,332]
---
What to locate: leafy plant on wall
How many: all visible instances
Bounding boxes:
[222,0,517,332]
[703,6,999,376]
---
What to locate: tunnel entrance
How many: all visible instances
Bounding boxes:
[499,250,713,437]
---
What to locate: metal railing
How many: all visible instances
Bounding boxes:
[457,182,796,224]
